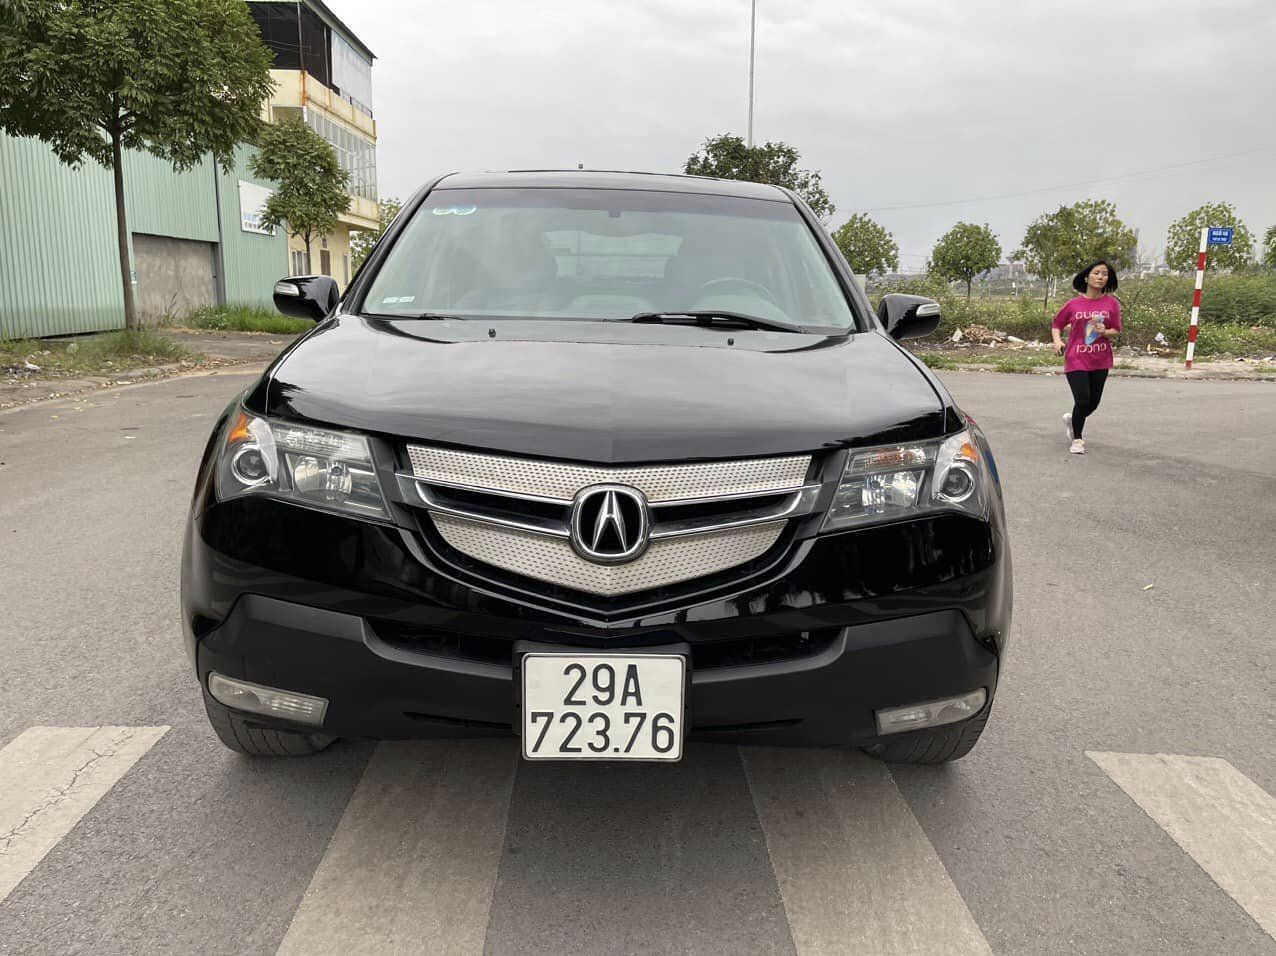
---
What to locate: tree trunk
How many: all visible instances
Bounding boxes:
[303,230,313,274]
[111,124,138,331]
[965,278,972,301]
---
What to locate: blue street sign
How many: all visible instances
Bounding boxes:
[1208,227,1234,245]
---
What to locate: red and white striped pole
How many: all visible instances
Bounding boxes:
[1185,226,1208,369]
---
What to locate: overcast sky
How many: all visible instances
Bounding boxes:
[335,0,1275,269]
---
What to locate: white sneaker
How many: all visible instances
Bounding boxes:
[1063,412,1073,441]
[1069,439,1086,454]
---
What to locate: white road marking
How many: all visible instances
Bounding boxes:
[1088,751,1276,941]
[742,747,992,956]
[0,725,169,902]
[276,740,518,956]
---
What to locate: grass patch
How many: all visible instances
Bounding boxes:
[184,305,311,335]
[989,353,1065,374]
[919,352,959,370]
[1,329,194,378]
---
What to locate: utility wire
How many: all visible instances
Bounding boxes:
[861,145,1276,213]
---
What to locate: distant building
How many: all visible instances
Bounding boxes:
[0,1,377,339]
[986,262,1027,281]
[246,1,378,289]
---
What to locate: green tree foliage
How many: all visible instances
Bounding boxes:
[350,197,403,271]
[1012,200,1137,309]
[830,214,899,278]
[250,119,351,274]
[1264,225,1276,270]
[684,134,834,221]
[1165,203,1255,273]
[931,222,1002,300]
[0,0,274,329]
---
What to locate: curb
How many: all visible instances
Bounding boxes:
[930,362,1276,382]
[0,360,269,414]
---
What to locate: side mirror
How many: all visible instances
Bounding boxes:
[273,275,339,322]
[878,293,941,340]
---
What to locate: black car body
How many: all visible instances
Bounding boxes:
[181,171,1012,763]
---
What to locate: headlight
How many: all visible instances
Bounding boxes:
[215,409,389,520]
[822,428,988,532]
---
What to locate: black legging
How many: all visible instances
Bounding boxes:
[1066,369,1109,439]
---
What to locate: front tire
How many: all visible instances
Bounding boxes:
[862,709,990,764]
[202,689,335,757]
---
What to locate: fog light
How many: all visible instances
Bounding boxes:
[208,673,328,727]
[875,688,986,735]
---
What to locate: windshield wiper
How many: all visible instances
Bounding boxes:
[629,311,802,333]
[362,311,465,321]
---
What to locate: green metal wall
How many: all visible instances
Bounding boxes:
[0,134,123,337]
[216,145,292,307]
[0,132,287,339]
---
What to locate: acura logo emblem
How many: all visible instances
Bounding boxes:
[570,484,650,564]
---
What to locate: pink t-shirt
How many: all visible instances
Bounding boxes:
[1052,295,1122,372]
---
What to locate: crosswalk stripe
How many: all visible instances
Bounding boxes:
[276,740,518,956]
[741,747,992,956]
[1088,751,1276,941]
[0,725,169,902]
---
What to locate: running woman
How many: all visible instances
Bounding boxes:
[1051,260,1121,454]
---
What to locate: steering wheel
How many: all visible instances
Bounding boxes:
[699,277,779,304]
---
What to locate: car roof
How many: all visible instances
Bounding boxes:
[433,169,792,202]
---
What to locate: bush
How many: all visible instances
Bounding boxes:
[1120,274,1276,326]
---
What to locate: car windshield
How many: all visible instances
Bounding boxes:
[359,187,858,331]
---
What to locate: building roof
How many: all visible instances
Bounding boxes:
[433,170,791,200]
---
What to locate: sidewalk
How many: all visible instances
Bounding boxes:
[916,351,1276,381]
[0,328,298,410]
[4,327,1273,411]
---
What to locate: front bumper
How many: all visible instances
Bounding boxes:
[183,498,1011,748]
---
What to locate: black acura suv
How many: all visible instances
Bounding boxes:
[181,171,1012,764]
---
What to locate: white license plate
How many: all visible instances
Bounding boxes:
[521,653,685,761]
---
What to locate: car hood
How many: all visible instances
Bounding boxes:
[261,316,949,462]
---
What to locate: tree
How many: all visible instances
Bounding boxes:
[1067,199,1138,270]
[0,0,274,330]
[350,197,403,271]
[1264,225,1276,270]
[830,214,899,278]
[1165,203,1255,273]
[250,119,351,274]
[1012,200,1137,309]
[931,222,1002,300]
[684,134,834,221]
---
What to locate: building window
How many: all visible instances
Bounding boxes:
[291,249,307,275]
[321,235,328,250]
[343,254,350,285]
[320,249,331,276]
[305,111,378,202]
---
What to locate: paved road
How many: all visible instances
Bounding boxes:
[1,369,1274,956]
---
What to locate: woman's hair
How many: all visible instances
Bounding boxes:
[1072,260,1119,293]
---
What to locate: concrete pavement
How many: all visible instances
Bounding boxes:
[1,369,1274,955]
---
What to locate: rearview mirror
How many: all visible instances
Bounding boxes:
[273,275,339,322]
[878,294,941,340]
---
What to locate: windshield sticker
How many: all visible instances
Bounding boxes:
[380,295,416,304]
[431,205,478,216]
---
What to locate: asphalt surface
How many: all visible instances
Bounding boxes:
[0,368,1274,955]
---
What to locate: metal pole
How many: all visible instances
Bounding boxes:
[1185,225,1208,369]
[747,0,756,147]
[212,156,227,307]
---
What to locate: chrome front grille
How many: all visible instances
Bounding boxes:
[432,515,787,596]
[405,445,810,503]
[400,444,819,598]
